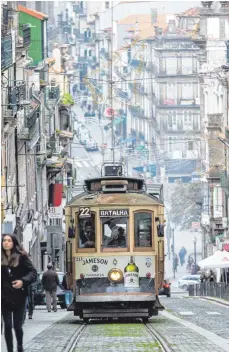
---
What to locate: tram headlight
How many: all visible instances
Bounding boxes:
[108,268,123,283]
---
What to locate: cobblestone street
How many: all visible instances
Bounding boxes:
[160,296,229,339]
[2,296,229,352]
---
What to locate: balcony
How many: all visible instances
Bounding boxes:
[129,105,145,118]
[207,114,223,131]
[1,35,13,71]
[17,25,31,50]
[220,173,229,196]
[129,58,146,69]
[115,88,130,101]
[2,81,26,120]
[73,5,86,15]
[128,82,145,95]
[18,104,40,141]
[156,98,200,109]
[45,85,60,103]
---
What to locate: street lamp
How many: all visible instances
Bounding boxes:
[193,236,197,274]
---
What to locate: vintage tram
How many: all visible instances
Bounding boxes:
[65,163,165,321]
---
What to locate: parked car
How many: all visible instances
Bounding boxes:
[34,272,67,309]
[85,140,98,151]
[178,275,201,291]
[158,279,171,297]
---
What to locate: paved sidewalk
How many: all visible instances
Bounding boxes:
[1,307,70,352]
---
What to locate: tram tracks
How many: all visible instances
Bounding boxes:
[66,320,172,352]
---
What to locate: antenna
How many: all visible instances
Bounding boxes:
[110,3,115,165]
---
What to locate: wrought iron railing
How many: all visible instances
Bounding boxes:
[1,34,13,71]
[189,283,229,301]
[26,105,40,130]
[47,85,60,101]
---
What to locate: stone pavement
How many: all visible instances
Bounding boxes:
[151,314,228,352]
[160,296,229,341]
[1,308,74,352]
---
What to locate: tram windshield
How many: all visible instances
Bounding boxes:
[102,217,127,248]
[78,215,96,248]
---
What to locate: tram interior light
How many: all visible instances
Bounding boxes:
[108,268,123,283]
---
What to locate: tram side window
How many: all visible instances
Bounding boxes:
[134,212,152,247]
[78,214,96,248]
[102,217,127,248]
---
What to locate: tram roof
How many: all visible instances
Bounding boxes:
[67,190,163,207]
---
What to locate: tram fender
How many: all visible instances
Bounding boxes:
[154,295,164,311]
[67,299,77,311]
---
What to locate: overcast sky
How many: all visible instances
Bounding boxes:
[148,1,201,13]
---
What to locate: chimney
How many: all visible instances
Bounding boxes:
[168,20,176,34]
[151,9,157,25]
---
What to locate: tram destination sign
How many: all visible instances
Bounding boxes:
[100,209,129,217]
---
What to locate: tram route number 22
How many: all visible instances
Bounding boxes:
[78,207,91,218]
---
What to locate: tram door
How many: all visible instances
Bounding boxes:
[158,239,164,288]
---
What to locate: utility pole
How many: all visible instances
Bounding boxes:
[193,237,197,274]
[172,228,175,279]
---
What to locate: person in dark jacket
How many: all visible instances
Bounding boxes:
[1,233,37,352]
[41,263,59,312]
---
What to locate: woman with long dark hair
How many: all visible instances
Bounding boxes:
[1,234,37,352]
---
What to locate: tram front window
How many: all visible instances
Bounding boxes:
[102,217,127,248]
[134,212,152,247]
[78,215,95,248]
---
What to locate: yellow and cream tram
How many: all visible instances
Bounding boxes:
[65,163,165,321]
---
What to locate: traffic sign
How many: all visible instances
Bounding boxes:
[48,206,63,219]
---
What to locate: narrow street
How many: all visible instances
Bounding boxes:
[1,1,229,352]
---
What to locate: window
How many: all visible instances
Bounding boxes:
[134,212,152,247]
[78,214,96,249]
[102,217,127,248]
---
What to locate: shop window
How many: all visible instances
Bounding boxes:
[78,214,96,249]
[102,217,127,248]
[134,212,152,247]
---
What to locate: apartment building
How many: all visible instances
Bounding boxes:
[192,1,229,257]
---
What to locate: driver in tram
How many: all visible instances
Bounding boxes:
[79,220,95,248]
[105,220,126,248]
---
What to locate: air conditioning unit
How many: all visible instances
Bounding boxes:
[1,214,16,233]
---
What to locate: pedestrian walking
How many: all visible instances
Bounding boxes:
[1,233,37,352]
[41,263,59,312]
[24,281,36,321]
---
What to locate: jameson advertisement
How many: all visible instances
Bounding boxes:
[75,255,155,280]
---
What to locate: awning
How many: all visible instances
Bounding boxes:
[57,130,74,139]
[198,250,229,269]
[46,156,66,169]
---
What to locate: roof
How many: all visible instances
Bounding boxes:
[177,7,200,17]
[68,192,161,207]
[18,4,48,20]
[120,14,171,40]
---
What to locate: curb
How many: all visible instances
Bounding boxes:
[200,296,229,307]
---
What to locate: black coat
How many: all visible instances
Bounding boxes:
[1,255,37,309]
[41,269,59,292]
